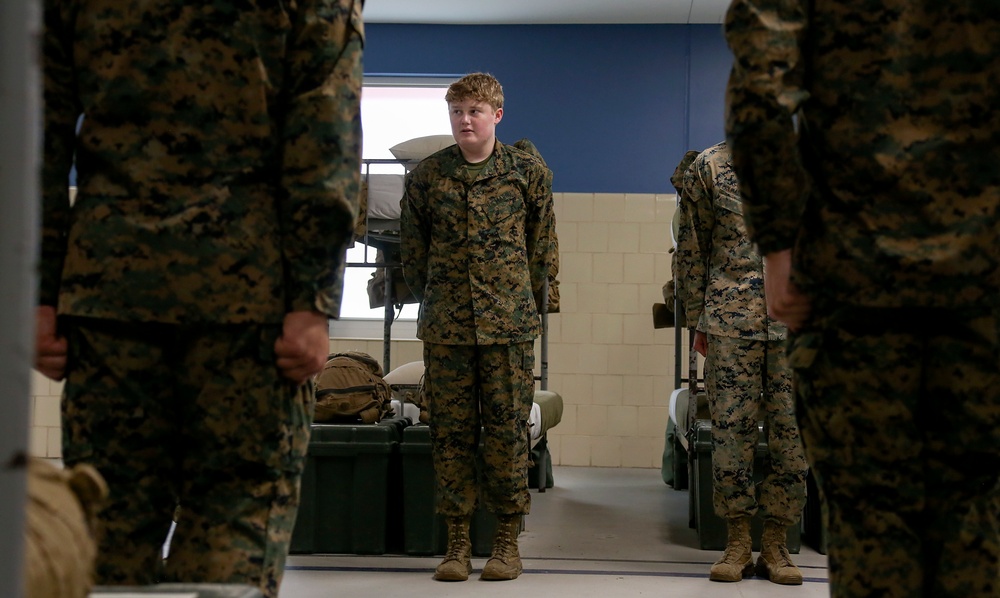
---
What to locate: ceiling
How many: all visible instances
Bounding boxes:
[363,0,732,25]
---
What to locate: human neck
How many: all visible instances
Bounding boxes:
[460,137,495,164]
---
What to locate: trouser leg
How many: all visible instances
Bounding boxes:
[478,342,534,516]
[62,319,176,585]
[423,342,534,517]
[62,319,312,598]
[705,334,763,520]
[163,325,310,598]
[790,308,1000,598]
[758,339,808,526]
[424,343,480,517]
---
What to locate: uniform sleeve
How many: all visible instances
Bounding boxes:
[723,0,811,255]
[675,161,714,329]
[526,164,556,313]
[40,0,81,307]
[399,171,428,302]
[279,0,364,317]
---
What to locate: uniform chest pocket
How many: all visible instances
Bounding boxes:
[484,191,526,227]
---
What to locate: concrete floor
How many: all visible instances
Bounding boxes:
[280,465,829,598]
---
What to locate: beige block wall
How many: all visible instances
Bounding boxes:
[544,192,681,468]
[30,370,65,459]
[28,192,686,469]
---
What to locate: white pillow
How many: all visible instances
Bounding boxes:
[389,134,455,162]
[383,360,424,386]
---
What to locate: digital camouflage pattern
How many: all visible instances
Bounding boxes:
[670,150,699,194]
[423,342,535,517]
[61,319,314,598]
[400,135,554,519]
[664,149,699,330]
[724,0,1000,309]
[41,2,362,596]
[788,308,1000,597]
[725,2,1000,596]
[677,142,785,340]
[675,142,806,527]
[400,140,556,345]
[675,142,786,342]
[512,138,561,313]
[42,0,364,322]
[705,334,806,525]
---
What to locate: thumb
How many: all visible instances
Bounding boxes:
[274,330,301,358]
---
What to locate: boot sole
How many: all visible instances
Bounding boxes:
[433,572,470,582]
[480,570,522,581]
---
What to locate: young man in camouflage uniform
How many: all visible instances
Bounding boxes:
[725,2,1000,596]
[676,141,808,585]
[33,2,364,596]
[400,72,556,582]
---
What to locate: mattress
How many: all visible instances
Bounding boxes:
[366,173,405,221]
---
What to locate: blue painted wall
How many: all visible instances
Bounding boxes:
[366,23,732,193]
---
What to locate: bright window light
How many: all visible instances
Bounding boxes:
[338,81,453,321]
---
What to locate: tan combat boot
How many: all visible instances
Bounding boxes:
[433,516,472,581]
[480,515,523,581]
[756,520,803,585]
[709,516,754,582]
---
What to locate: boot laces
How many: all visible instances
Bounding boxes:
[763,526,794,567]
[444,525,469,561]
[719,539,749,565]
[492,525,518,561]
[444,544,465,560]
[770,543,794,567]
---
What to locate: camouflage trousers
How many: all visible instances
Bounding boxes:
[789,306,1000,598]
[60,317,314,598]
[705,334,808,525]
[423,341,534,517]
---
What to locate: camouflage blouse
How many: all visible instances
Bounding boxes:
[724,0,999,308]
[41,0,364,323]
[400,141,556,345]
[675,142,786,341]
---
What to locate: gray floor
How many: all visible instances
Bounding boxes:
[281,466,830,598]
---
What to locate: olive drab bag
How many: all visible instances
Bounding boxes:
[314,352,393,424]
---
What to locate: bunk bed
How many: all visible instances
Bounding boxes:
[351,158,412,373]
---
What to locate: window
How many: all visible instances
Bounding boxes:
[336,78,454,327]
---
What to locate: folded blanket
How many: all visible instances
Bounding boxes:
[532,390,563,438]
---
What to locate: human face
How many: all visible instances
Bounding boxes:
[448,98,503,161]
